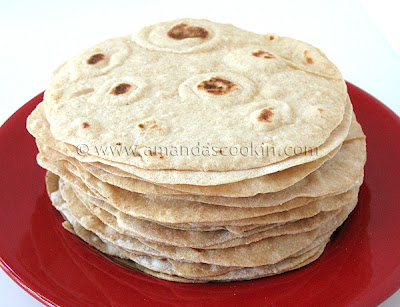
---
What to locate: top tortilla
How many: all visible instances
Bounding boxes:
[42,18,347,172]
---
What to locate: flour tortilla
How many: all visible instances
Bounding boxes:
[40,134,341,198]
[43,18,348,172]
[51,178,340,266]
[84,197,341,250]
[62,213,328,282]
[32,18,365,283]
[51,109,360,198]
[52,174,357,268]
[67,179,343,249]
[123,199,355,267]
[48,174,354,277]
[39,156,320,225]
[50,174,319,268]
[37,135,365,220]
[83,101,352,186]
[170,137,366,207]
[46,172,356,281]
[39,153,358,226]
[131,231,332,280]
[120,244,326,282]
[27,100,352,185]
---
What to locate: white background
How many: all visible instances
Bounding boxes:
[0,0,399,306]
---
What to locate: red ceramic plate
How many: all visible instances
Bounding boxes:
[1,82,400,307]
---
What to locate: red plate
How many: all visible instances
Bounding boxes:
[1,82,400,306]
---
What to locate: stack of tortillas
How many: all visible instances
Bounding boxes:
[27,19,366,282]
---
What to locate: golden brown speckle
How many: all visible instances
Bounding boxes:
[167,23,208,40]
[138,120,162,134]
[304,50,313,64]
[87,53,105,65]
[110,83,132,95]
[252,50,276,59]
[82,122,90,128]
[257,108,274,122]
[197,77,238,95]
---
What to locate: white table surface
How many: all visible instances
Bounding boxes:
[1,0,399,306]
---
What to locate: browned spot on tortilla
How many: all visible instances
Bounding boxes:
[82,122,90,128]
[116,142,122,146]
[304,50,313,64]
[197,77,238,95]
[149,151,157,157]
[269,35,275,40]
[138,120,163,134]
[110,83,132,95]
[217,149,223,154]
[257,108,274,122]
[159,155,164,159]
[317,108,324,112]
[167,23,208,40]
[87,53,105,65]
[252,50,276,59]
